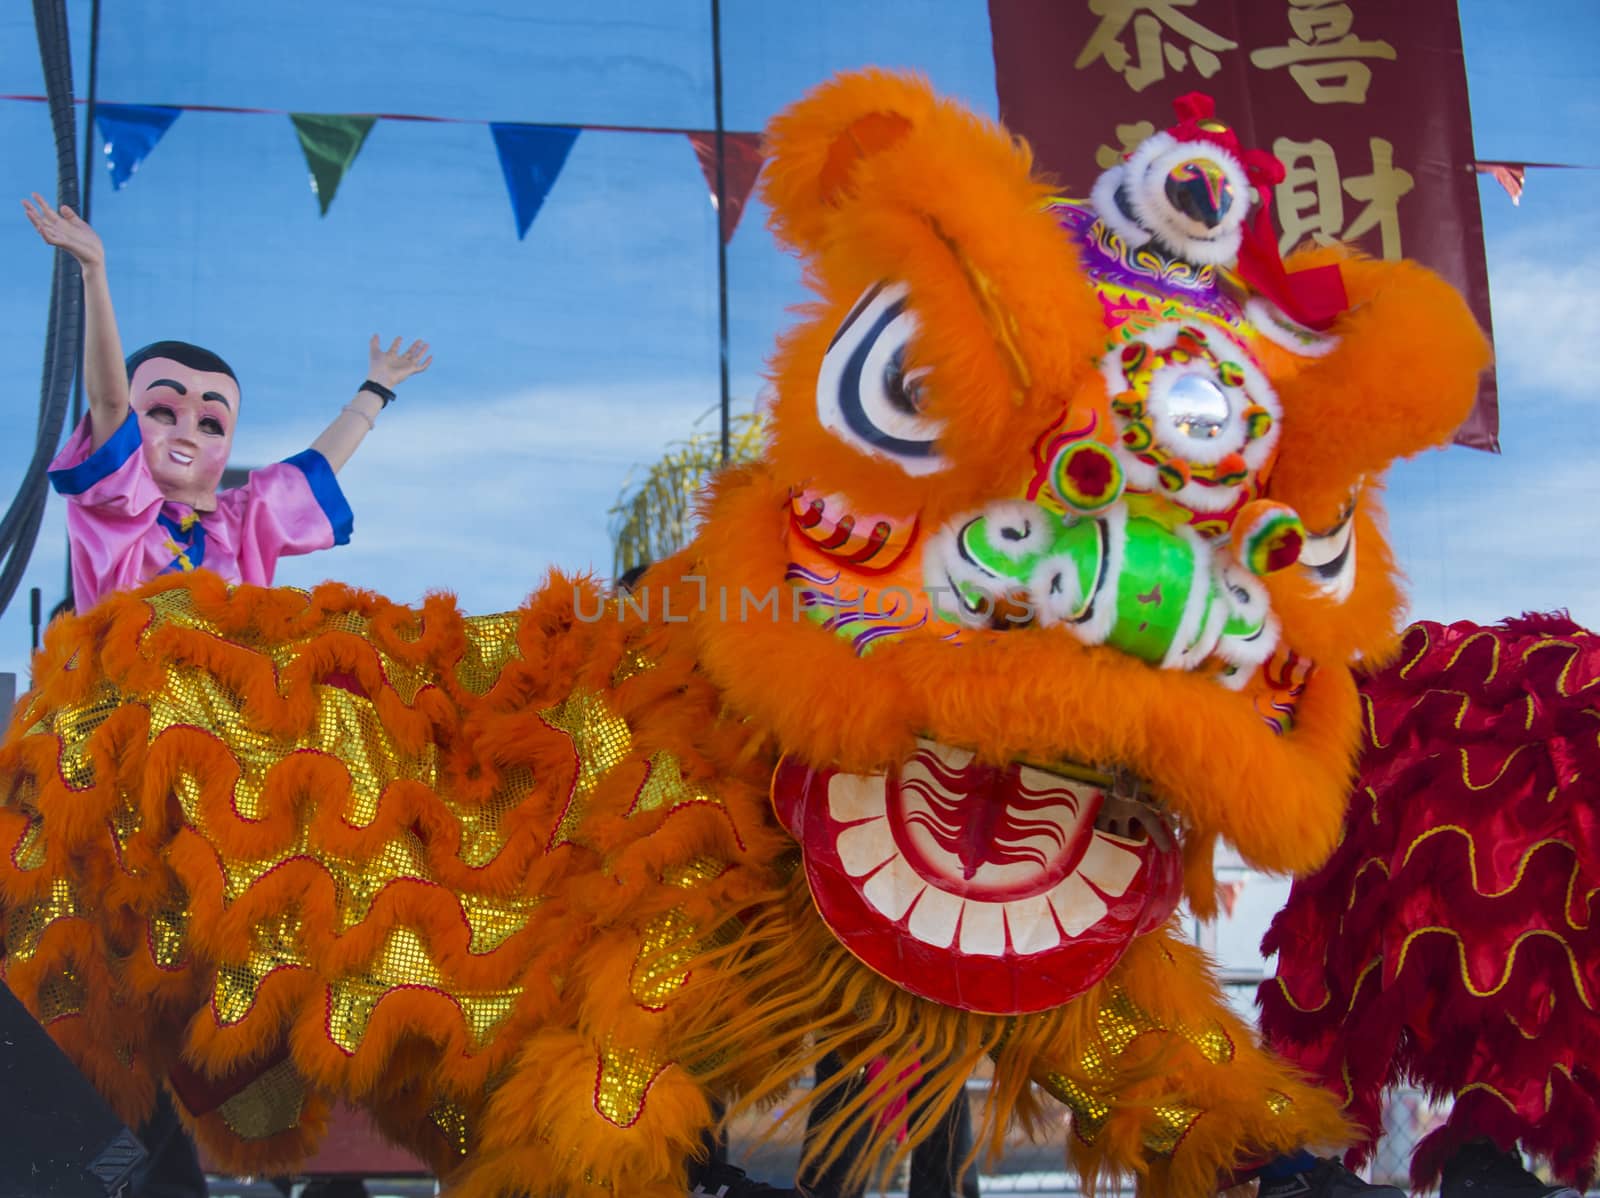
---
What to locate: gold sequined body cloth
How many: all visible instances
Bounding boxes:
[0,574,789,1189]
[0,570,1344,1197]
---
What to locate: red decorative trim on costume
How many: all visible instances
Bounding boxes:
[170,1040,293,1116]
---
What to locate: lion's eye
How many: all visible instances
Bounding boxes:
[883,346,931,417]
[815,282,947,475]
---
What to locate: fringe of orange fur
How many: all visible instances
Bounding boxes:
[672,876,1350,1197]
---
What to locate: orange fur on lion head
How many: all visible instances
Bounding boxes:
[673,69,1489,878]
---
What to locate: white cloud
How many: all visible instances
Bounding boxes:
[259,378,751,613]
[1387,452,1600,629]
[1485,255,1600,399]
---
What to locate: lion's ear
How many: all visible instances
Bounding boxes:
[759,69,932,255]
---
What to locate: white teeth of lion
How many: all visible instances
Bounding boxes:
[1004,894,1060,954]
[828,773,887,823]
[861,853,924,921]
[835,817,896,877]
[1079,835,1142,897]
[853,846,1135,953]
[907,883,964,949]
[824,749,1148,956]
[958,897,1007,956]
[1047,872,1107,938]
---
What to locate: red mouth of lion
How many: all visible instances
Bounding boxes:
[771,740,1182,1015]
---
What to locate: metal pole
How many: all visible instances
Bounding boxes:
[63,0,100,607]
[710,0,731,465]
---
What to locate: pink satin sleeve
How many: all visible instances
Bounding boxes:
[47,411,165,611]
[214,451,353,587]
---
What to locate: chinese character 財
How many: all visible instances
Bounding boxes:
[1250,1,1396,104]
[1075,0,1239,93]
[1273,136,1415,259]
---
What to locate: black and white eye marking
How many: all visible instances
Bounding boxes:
[817,282,947,475]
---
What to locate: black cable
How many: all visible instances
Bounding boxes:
[73,0,103,435]
[0,0,82,620]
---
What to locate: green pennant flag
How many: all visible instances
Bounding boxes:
[289,113,377,216]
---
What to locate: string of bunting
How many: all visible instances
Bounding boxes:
[0,94,765,242]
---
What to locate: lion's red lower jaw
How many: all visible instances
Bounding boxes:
[771,739,1182,1015]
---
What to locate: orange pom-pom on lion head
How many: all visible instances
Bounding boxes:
[0,71,1487,1197]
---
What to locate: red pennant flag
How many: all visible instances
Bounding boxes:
[687,131,764,243]
[1475,162,1526,207]
[1218,880,1246,919]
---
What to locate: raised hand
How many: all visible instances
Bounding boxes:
[22,192,105,270]
[368,335,432,389]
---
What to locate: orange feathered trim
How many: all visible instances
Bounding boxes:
[1268,245,1492,532]
[672,878,1348,1196]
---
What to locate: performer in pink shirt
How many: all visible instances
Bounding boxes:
[24,192,431,611]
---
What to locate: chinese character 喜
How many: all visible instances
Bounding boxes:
[1273,136,1414,259]
[1075,0,1238,93]
[1250,1,1396,104]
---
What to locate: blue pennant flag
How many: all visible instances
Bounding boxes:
[489,123,580,240]
[95,103,182,190]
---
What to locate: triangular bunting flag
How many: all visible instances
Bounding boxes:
[1475,161,1526,206]
[94,103,181,190]
[489,123,580,240]
[1218,879,1246,919]
[686,131,764,243]
[290,113,377,216]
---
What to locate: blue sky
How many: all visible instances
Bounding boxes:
[1,0,1596,699]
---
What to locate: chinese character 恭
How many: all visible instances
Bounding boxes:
[1095,121,1157,170]
[1273,136,1415,259]
[1075,0,1239,93]
[1250,2,1396,104]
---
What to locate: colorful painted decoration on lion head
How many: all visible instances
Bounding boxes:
[690,69,1490,1015]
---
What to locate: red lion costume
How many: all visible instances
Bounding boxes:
[1262,614,1600,1191]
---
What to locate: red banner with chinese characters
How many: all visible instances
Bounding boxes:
[989,0,1497,450]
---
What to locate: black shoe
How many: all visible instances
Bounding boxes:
[1441,1141,1580,1198]
[1258,1158,1406,1198]
[687,1157,801,1197]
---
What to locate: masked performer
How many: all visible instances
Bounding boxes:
[1260,614,1598,1198]
[22,193,430,612]
[0,74,1487,1198]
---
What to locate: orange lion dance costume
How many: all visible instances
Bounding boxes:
[0,73,1488,1196]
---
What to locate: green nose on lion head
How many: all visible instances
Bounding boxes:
[924,496,1281,687]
